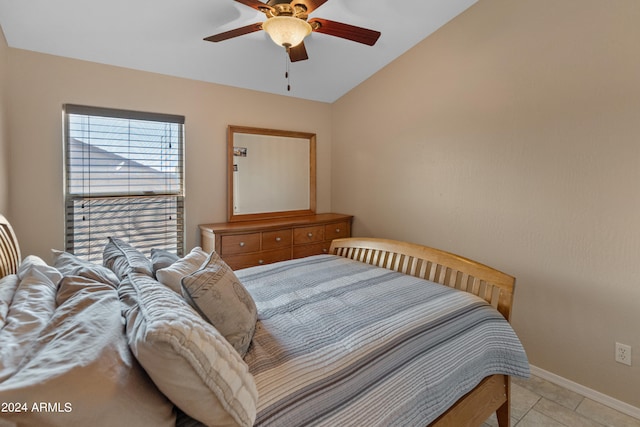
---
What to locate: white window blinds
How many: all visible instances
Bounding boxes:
[64,104,185,262]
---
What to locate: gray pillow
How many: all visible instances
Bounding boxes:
[103,237,153,280]
[181,252,257,357]
[150,248,180,276]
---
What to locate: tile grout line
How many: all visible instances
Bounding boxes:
[514,394,542,427]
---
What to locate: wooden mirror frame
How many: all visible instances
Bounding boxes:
[227,125,317,222]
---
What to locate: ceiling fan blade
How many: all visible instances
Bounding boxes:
[291,0,329,14]
[204,23,263,42]
[235,0,272,12]
[309,18,381,46]
[288,42,309,62]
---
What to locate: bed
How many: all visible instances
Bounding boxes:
[0,214,528,427]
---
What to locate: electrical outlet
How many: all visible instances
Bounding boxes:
[615,342,632,366]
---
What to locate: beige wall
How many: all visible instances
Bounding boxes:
[332,0,640,408]
[0,28,8,214]
[6,49,332,260]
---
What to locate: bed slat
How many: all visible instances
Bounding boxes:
[329,237,516,321]
[0,214,21,277]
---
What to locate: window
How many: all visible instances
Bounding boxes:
[64,105,184,262]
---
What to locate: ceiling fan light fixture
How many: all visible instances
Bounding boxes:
[262,16,312,49]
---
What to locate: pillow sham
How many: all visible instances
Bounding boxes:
[103,237,153,280]
[150,248,180,276]
[52,249,120,288]
[0,275,175,427]
[181,251,257,357]
[119,272,258,427]
[155,247,208,293]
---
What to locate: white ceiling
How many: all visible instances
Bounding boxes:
[0,0,477,103]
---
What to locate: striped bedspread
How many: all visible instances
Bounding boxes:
[232,255,529,427]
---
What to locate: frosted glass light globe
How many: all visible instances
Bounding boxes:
[262,16,312,48]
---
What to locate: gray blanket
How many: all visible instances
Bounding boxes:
[231,255,529,426]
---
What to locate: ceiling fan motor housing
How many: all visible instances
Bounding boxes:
[264,1,309,19]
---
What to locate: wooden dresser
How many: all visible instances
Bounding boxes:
[199,213,353,270]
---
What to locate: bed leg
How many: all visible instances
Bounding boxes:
[496,376,511,427]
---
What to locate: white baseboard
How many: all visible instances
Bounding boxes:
[529,365,640,420]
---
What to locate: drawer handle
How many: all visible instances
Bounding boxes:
[323,248,328,253]
[335,228,341,233]
[307,232,313,238]
[275,237,281,242]
[258,259,264,265]
[239,242,245,247]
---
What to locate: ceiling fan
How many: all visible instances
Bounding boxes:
[204,0,381,62]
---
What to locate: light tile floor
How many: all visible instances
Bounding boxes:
[483,375,640,427]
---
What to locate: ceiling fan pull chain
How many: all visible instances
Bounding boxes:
[285,49,291,91]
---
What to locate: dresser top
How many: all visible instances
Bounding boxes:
[199,213,352,233]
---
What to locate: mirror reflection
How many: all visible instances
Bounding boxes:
[227,126,316,222]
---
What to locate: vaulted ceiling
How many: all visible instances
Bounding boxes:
[0,0,477,103]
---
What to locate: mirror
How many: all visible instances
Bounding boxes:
[227,125,316,222]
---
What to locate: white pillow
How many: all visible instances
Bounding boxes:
[182,251,257,357]
[17,254,61,282]
[119,272,258,427]
[155,247,208,293]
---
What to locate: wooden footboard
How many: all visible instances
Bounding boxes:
[430,374,510,427]
[329,237,516,427]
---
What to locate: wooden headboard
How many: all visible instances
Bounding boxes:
[329,237,516,321]
[0,214,21,277]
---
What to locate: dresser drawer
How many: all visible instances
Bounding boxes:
[224,248,291,270]
[324,221,349,240]
[220,233,261,255]
[262,229,292,250]
[293,242,331,259]
[293,225,324,244]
